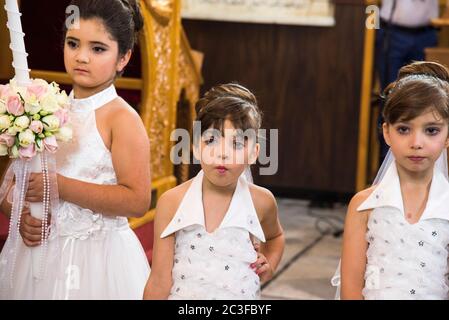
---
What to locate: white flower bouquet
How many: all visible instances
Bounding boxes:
[0,79,72,159]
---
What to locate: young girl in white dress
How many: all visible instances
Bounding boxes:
[143,84,285,299]
[335,61,449,299]
[0,0,151,299]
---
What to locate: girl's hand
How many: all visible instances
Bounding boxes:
[26,173,44,203]
[251,252,274,283]
[19,207,44,247]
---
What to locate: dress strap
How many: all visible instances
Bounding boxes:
[69,85,118,113]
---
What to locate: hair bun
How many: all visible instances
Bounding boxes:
[398,61,449,83]
[122,0,144,33]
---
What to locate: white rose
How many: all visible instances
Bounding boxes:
[24,95,42,115]
[56,91,69,106]
[7,126,20,136]
[0,143,8,156]
[48,82,60,95]
[14,115,30,131]
[32,79,49,87]
[9,82,26,100]
[0,100,7,114]
[40,94,59,113]
[42,115,60,132]
[18,129,35,147]
[0,115,11,130]
[55,126,73,142]
[9,80,26,99]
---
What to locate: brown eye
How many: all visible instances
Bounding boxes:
[233,139,245,150]
[93,47,106,53]
[396,126,409,135]
[204,136,216,145]
[426,127,440,136]
[67,40,78,49]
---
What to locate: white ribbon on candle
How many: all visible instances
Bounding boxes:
[4,0,30,87]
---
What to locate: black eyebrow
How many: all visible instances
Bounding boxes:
[424,122,445,126]
[65,37,109,48]
[90,41,109,48]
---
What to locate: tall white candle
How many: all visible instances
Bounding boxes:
[4,0,30,86]
[5,0,45,279]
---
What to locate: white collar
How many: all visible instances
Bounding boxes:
[160,170,266,242]
[69,85,117,113]
[358,161,449,221]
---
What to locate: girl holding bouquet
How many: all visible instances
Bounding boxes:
[0,0,151,299]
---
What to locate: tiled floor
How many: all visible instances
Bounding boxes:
[261,198,347,300]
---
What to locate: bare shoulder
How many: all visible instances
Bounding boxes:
[348,186,375,212]
[107,97,142,125]
[248,183,277,220]
[345,186,375,225]
[156,179,194,222]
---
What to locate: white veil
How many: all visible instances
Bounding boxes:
[243,166,254,183]
[330,148,449,299]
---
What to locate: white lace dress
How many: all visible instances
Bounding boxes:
[0,85,150,299]
[161,170,266,300]
[359,162,449,299]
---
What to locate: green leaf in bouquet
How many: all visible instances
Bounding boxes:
[10,145,19,158]
[36,138,43,152]
[33,114,41,120]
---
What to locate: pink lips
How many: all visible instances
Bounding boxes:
[408,156,425,163]
[74,68,89,74]
[216,166,227,174]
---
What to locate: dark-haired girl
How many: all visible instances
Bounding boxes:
[0,0,151,299]
[335,61,449,299]
[143,83,284,299]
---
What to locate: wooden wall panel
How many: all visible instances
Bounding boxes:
[183,3,366,195]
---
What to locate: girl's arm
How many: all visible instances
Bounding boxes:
[143,190,179,299]
[252,186,285,283]
[0,186,12,218]
[340,190,371,300]
[27,106,151,218]
[0,161,13,217]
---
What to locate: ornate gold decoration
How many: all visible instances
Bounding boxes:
[145,0,174,23]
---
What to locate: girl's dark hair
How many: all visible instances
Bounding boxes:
[63,0,143,56]
[195,83,262,137]
[382,61,449,124]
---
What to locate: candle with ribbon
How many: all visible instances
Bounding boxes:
[0,1,70,285]
[4,0,48,281]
